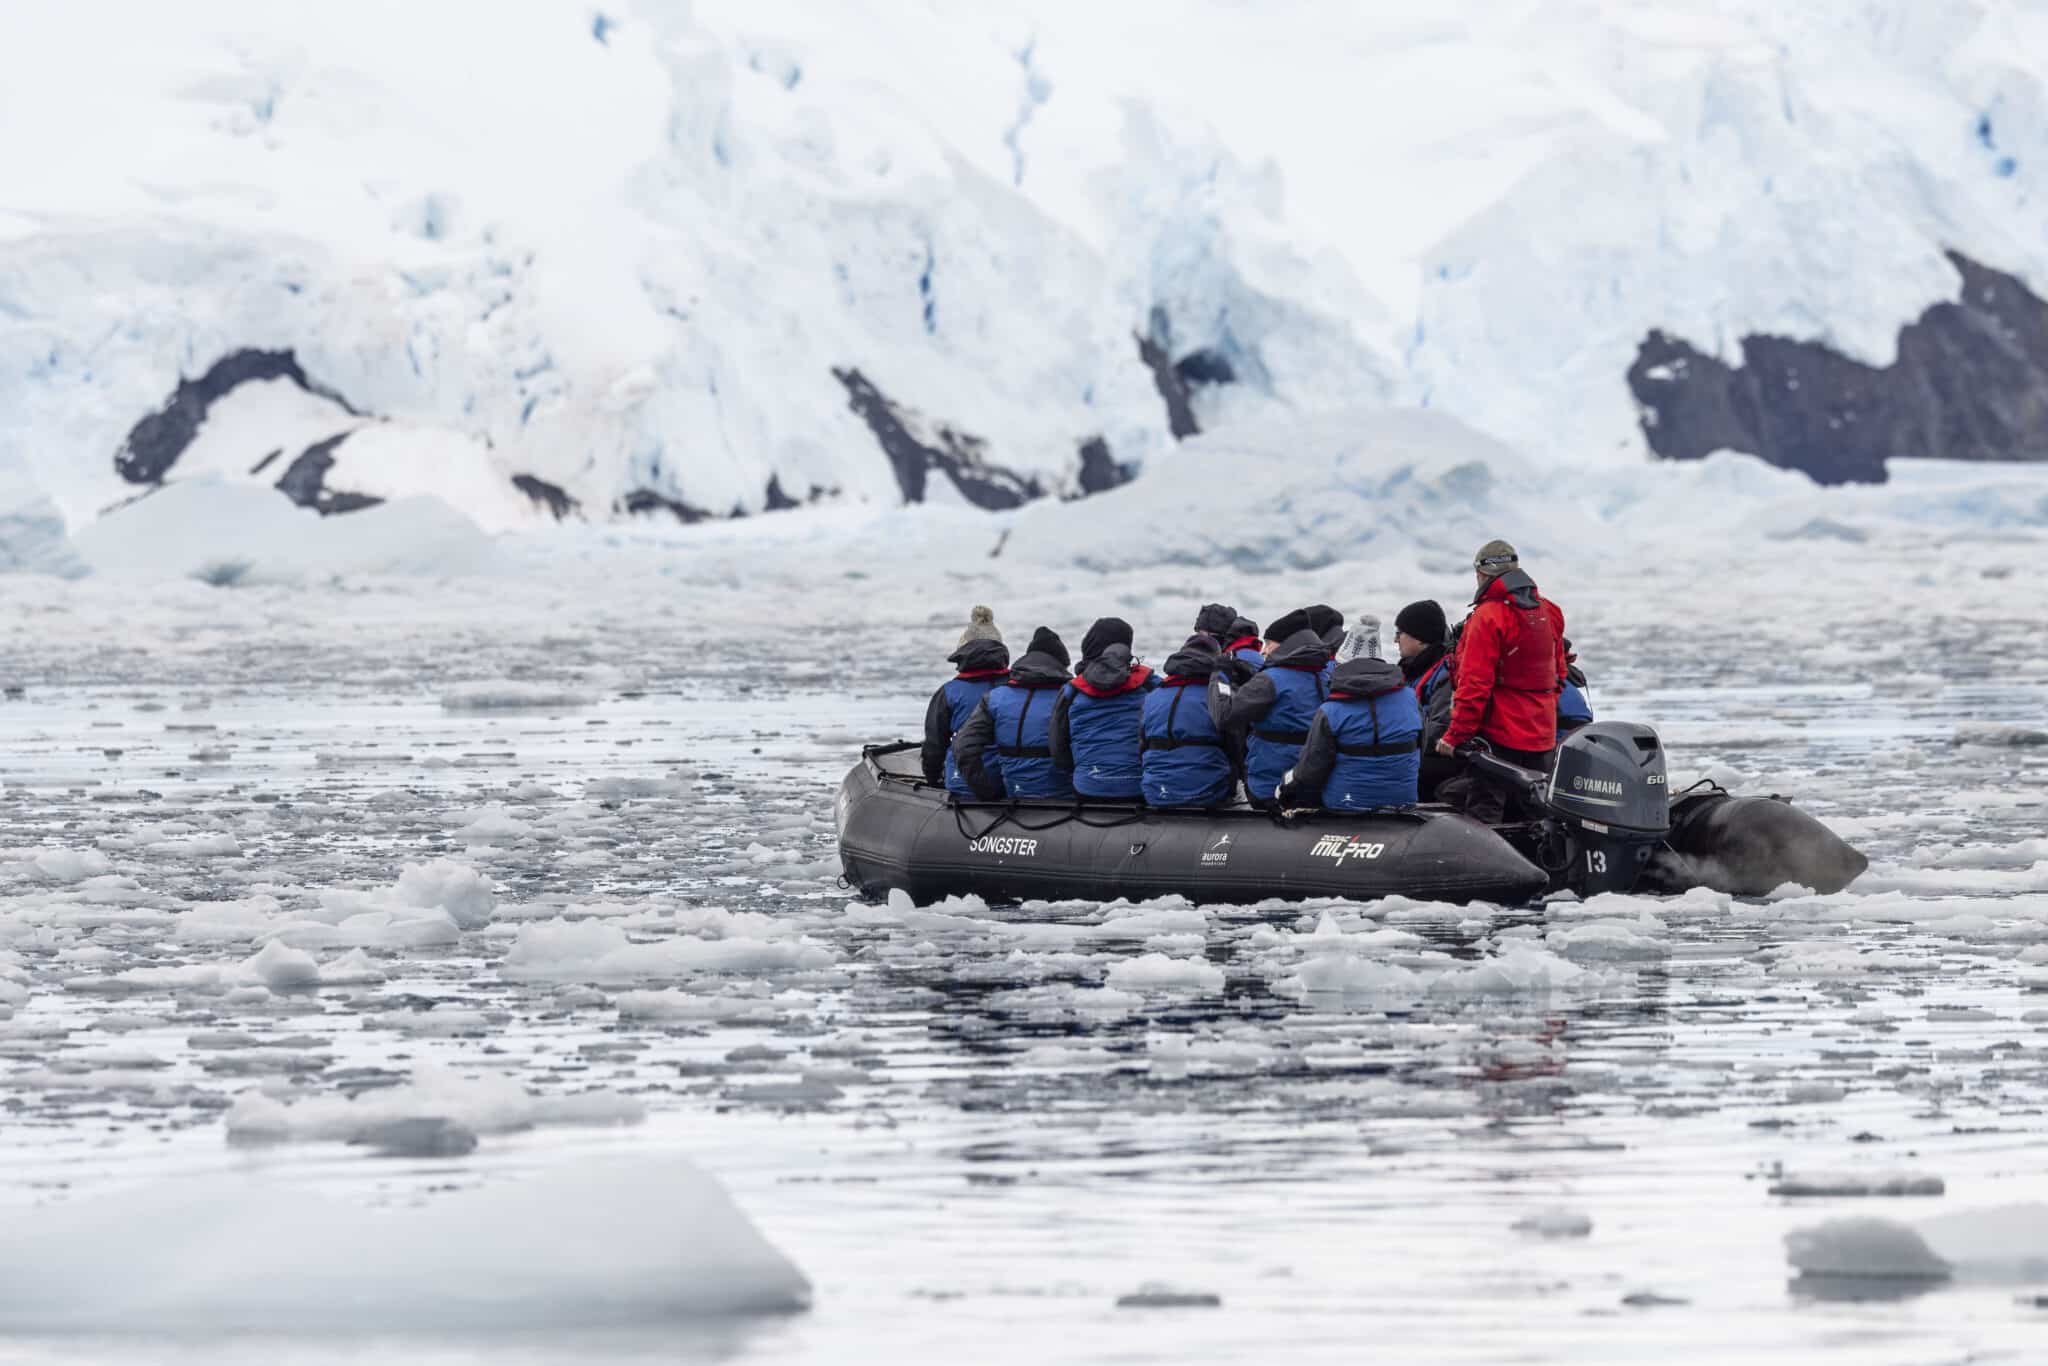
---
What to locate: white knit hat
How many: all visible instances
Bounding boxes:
[957,605,1002,646]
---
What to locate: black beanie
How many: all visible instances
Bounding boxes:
[1395,599,1448,647]
[1184,632,1222,654]
[1304,604,1343,640]
[1026,626,1070,668]
[1193,602,1237,637]
[1080,616,1134,661]
[1265,609,1311,643]
[1228,615,1258,643]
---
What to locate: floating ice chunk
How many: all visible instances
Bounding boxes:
[1770,1171,1945,1197]
[616,990,780,1022]
[22,849,112,883]
[158,832,242,858]
[1512,1209,1593,1238]
[347,1116,480,1158]
[1785,1082,1846,1104]
[0,1157,807,1329]
[1785,1218,1951,1280]
[1546,917,1669,961]
[453,805,533,845]
[440,681,598,711]
[362,1008,491,1037]
[64,963,230,995]
[271,909,461,951]
[318,948,387,985]
[500,920,834,984]
[394,859,498,929]
[1116,1283,1222,1308]
[240,940,320,990]
[1290,955,1423,997]
[1431,945,1604,995]
[224,1069,644,1142]
[173,897,285,944]
[584,776,691,800]
[1104,952,1224,994]
[1953,723,2048,748]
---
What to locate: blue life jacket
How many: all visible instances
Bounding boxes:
[1318,676,1422,810]
[1061,658,1155,799]
[1558,678,1593,730]
[985,682,1072,798]
[1141,679,1233,807]
[939,673,1003,795]
[1417,655,1453,706]
[1246,664,1327,801]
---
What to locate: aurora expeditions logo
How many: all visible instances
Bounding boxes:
[967,835,1038,856]
[1201,833,1233,867]
[1309,834,1385,865]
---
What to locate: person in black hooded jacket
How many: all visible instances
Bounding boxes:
[1395,600,1456,799]
[1208,609,1331,806]
[951,627,1074,801]
[1140,633,1235,807]
[1050,616,1157,799]
[921,635,1012,794]
[1276,656,1423,810]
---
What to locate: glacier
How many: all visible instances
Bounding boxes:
[4,0,2048,539]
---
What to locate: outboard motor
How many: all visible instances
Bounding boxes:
[1544,721,1670,894]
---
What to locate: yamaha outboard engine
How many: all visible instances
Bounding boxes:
[1544,721,1670,894]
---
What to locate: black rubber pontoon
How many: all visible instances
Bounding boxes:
[836,743,1549,906]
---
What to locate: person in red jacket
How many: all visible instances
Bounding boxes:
[1433,539,1567,822]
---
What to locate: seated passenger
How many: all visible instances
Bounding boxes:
[1140,634,1235,808]
[1223,615,1265,670]
[1306,603,1347,654]
[1394,600,1456,798]
[1050,616,1156,800]
[1558,637,1594,733]
[920,606,1010,797]
[1209,609,1331,808]
[1194,602,1238,642]
[951,626,1074,801]
[1394,600,1449,690]
[1276,655,1422,810]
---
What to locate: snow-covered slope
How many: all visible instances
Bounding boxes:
[3,1,2046,535]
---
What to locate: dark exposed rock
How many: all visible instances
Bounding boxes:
[832,367,1043,510]
[762,476,837,513]
[1136,330,1200,440]
[1071,436,1137,498]
[512,473,579,520]
[1174,348,1237,387]
[618,488,715,523]
[1630,251,2048,485]
[274,433,383,516]
[1136,307,1237,441]
[115,349,364,485]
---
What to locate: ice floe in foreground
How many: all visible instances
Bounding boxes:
[0,1157,808,1330]
[1787,1204,2048,1289]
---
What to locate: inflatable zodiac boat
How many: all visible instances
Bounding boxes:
[837,722,1867,907]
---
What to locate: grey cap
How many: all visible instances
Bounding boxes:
[957,605,1002,647]
[1473,539,1519,578]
